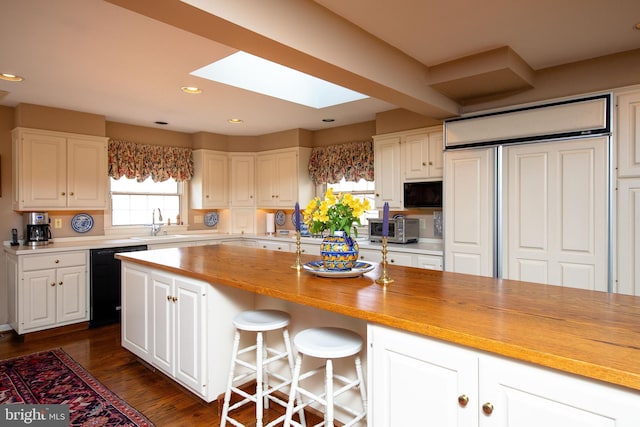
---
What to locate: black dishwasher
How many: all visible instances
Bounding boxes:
[90,245,148,327]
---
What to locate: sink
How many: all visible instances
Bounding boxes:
[130,234,189,241]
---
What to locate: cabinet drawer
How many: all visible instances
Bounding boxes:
[23,251,87,271]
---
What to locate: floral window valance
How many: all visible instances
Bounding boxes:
[308,140,374,184]
[108,139,194,182]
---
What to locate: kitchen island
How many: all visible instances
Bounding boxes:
[117,244,640,425]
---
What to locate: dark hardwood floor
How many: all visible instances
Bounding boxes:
[0,324,318,427]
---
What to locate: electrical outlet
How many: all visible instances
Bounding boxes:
[194,215,203,224]
[419,218,426,229]
[54,218,62,229]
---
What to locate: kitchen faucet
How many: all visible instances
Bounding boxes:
[151,208,163,236]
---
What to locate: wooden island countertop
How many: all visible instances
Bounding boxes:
[116,244,640,392]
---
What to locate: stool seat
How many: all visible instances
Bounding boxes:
[284,327,367,427]
[294,327,362,359]
[234,309,291,331]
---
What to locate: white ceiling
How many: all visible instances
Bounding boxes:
[1,0,638,136]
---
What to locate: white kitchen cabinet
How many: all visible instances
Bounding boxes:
[616,89,640,177]
[121,261,253,402]
[229,153,255,207]
[256,147,313,208]
[403,127,444,180]
[256,240,291,252]
[7,250,89,334]
[415,254,443,270]
[368,324,639,427]
[230,208,255,234]
[121,262,152,359]
[373,135,403,209]
[616,178,640,295]
[190,149,229,209]
[374,126,444,210]
[12,127,108,210]
[151,271,206,394]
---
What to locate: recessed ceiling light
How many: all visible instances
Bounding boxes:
[181,86,202,94]
[0,73,24,82]
[228,118,243,124]
[635,22,640,30]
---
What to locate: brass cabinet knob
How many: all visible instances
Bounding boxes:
[206,195,210,198]
[422,162,426,166]
[167,296,172,301]
[482,402,494,415]
[172,296,178,302]
[70,192,74,196]
[390,259,395,263]
[55,259,60,263]
[50,282,56,287]
[61,192,66,196]
[457,394,469,407]
[58,281,63,286]
[429,161,433,165]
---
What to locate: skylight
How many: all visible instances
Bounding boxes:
[191,51,368,109]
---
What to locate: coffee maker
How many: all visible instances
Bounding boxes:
[24,212,53,246]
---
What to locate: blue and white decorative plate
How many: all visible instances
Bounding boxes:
[303,261,374,278]
[204,211,219,227]
[274,210,286,226]
[71,213,94,233]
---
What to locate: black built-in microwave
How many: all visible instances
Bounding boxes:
[403,181,442,208]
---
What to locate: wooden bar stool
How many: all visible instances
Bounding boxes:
[220,309,305,427]
[283,327,367,427]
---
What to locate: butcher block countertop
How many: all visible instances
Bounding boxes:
[116,244,640,392]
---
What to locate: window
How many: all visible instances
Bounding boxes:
[326,178,378,227]
[110,177,181,226]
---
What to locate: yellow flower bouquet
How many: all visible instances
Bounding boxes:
[303,188,371,238]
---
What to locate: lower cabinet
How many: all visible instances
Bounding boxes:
[256,240,290,252]
[6,251,89,334]
[121,261,253,402]
[368,324,639,426]
[150,271,206,394]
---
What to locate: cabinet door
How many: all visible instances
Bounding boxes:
[151,272,174,375]
[444,148,495,276]
[616,178,640,295]
[203,152,229,208]
[67,137,107,209]
[256,154,277,207]
[230,154,255,207]
[617,90,640,177]
[19,132,67,208]
[230,208,255,234]
[503,137,608,290]
[22,269,57,330]
[369,324,478,427]
[357,248,381,264]
[122,264,152,359]
[427,131,444,177]
[174,278,206,394]
[275,150,298,206]
[56,265,87,324]
[404,133,430,180]
[374,136,403,208]
[479,355,640,427]
[387,251,414,267]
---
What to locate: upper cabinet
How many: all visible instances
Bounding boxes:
[373,126,444,209]
[256,147,313,208]
[617,90,640,177]
[190,150,229,209]
[12,128,108,211]
[403,128,444,180]
[229,153,255,207]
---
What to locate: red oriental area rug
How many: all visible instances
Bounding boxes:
[0,348,154,426]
